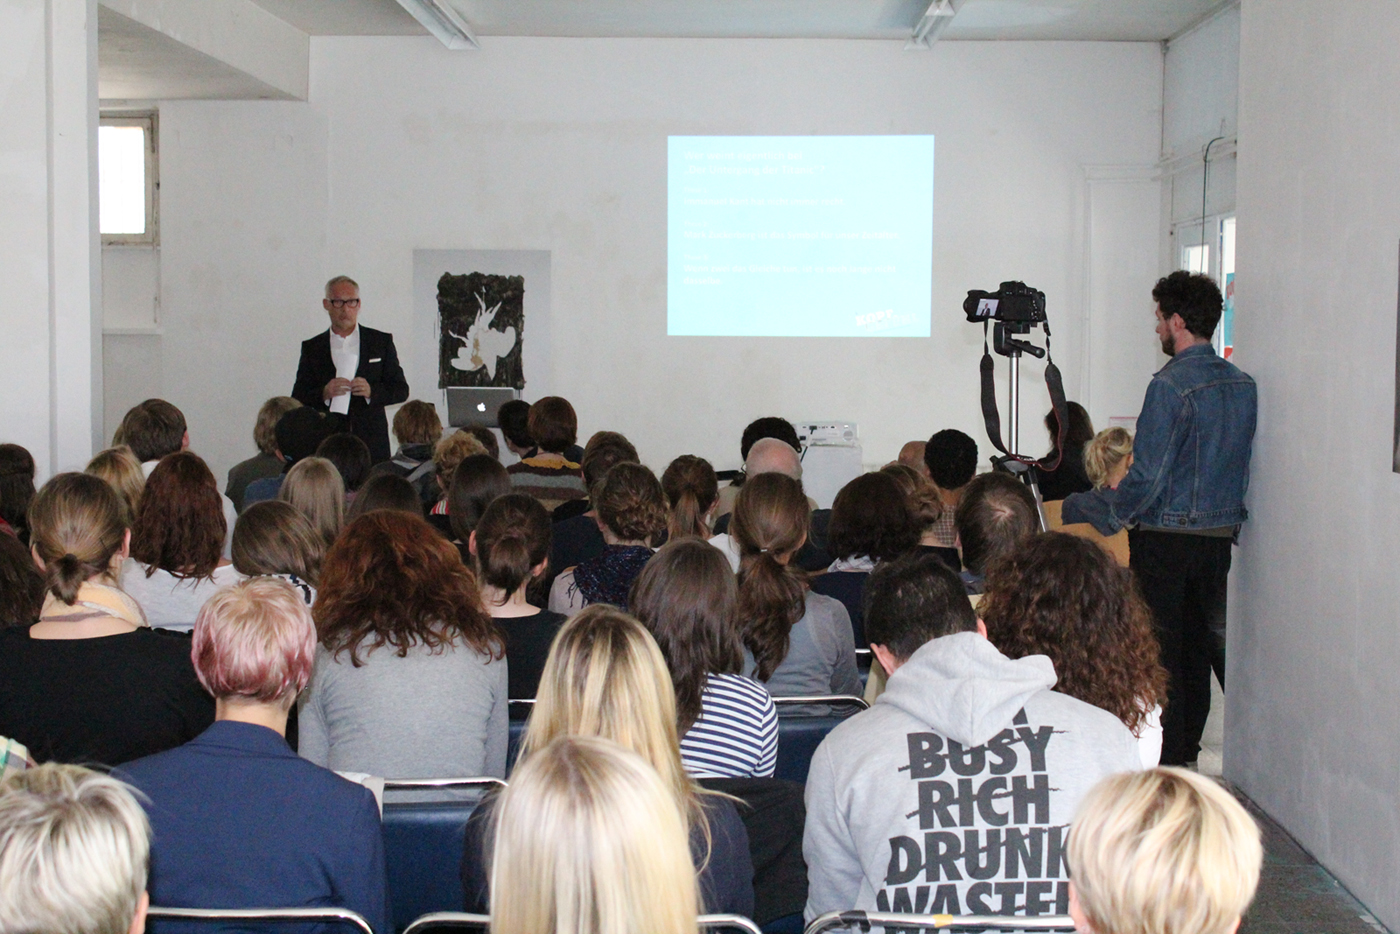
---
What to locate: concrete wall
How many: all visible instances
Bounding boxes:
[1230,1,1400,928]
[119,36,1164,483]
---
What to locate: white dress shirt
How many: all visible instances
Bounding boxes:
[328,326,360,416]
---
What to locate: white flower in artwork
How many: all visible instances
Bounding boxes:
[449,291,518,381]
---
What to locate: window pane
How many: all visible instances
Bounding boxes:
[1221,216,1236,276]
[99,125,146,235]
[1183,244,1209,274]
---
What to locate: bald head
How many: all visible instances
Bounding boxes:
[898,441,930,478]
[745,437,803,480]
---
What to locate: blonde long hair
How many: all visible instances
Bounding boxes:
[490,736,699,934]
[522,606,707,837]
[279,456,344,548]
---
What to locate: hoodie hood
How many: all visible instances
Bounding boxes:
[878,632,1057,748]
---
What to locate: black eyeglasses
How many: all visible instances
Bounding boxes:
[328,298,361,309]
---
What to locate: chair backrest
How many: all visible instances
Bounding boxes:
[803,910,1076,934]
[506,699,535,772]
[381,779,504,933]
[698,777,807,925]
[402,912,764,934]
[771,696,866,785]
[146,907,373,934]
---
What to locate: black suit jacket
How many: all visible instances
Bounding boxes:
[292,325,409,464]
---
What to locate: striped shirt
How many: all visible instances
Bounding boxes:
[508,453,587,512]
[680,673,778,779]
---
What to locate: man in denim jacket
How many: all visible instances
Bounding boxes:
[1062,271,1256,767]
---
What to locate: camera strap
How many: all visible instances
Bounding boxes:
[979,321,1070,471]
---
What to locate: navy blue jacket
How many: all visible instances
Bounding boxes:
[118,721,390,934]
[1062,343,1257,535]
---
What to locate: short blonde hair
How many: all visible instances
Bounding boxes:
[0,764,150,934]
[1069,768,1262,934]
[192,577,316,705]
[491,736,699,934]
[1084,427,1134,490]
[279,457,344,548]
[434,430,488,484]
[85,446,145,525]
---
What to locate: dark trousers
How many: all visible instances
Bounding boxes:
[1128,529,1232,765]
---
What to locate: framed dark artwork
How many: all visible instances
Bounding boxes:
[438,271,525,390]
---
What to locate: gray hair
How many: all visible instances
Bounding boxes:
[324,275,359,298]
[0,764,150,934]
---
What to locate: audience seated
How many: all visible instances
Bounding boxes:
[880,462,960,571]
[242,405,339,508]
[471,493,566,699]
[226,396,301,511]
[462,606,753,916]
[463,425,500,461]
[117,578,389,934]
[981,532,1169,767]
[122,452,242,633]
[953,470,1039,594]
[1037,401,1096,502]
[300,510,508,778]
[489,736,701,934]
[86,446,145,523]
[0,473,213,764]
[714,417,805,521]
[809,471,919,647]
[316,432,373,501]
[0,529,44,627]
[444,454,512,558]
[550,462,665,615]
[367,399,443,504]
[922,429,979,549]
[1068,768,1262,934]
[231,500,325,605]
[119,400,238,556]
[896,440,930,478]
[497,398,535,458]
[508,396,588,511]
[0,762,152,934]
[346,472,422,520]
[549,432,639,583]
[0,443,37,544]
[278,456,345,550]
[803,552,1141,920]
[1085,426,1134,490]
[731,473,860,700]
[426,430,489,526]
[632,540,778,779]
[710,437,828,572]
[662,454,720,541]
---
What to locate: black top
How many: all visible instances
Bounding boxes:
[548,513,606,593]
[551,498,590,523]
[0,626,215,766]
[916,543,962,573]
[498,609,567,699]
[808,571,870,648]
[1036,446,1093,502]
[292,325,410,465]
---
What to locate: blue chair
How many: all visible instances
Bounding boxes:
[146,907,373,934]
[506,700,534,773]
[772,696,868,785]
[381,778,506,933]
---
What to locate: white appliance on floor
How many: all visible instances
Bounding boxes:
[794,421,863,509]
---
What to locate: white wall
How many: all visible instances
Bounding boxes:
[125,37,1163,483]
[1230,1,1400,929]
[0,0,101,477]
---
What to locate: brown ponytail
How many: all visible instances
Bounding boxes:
[661,455,719,542]
[27,473,129,606]
[475,493,552,601]
[731,473,810,681]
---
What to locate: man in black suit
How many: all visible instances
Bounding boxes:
[292,275,409,465]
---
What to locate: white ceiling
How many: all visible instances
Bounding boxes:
[243,0,1231,41]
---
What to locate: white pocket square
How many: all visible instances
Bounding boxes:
[368,358,382,363]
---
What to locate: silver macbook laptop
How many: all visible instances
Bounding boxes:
[446,387,518,428]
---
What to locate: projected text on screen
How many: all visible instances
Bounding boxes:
[667,135,934,337]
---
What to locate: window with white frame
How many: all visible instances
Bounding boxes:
[99,112,158,245]
[1175,214,1235,359]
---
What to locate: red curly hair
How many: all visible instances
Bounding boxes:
[979,532,1168,734]
[314,509,504,666]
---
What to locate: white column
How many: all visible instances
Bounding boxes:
[0,0,100,478]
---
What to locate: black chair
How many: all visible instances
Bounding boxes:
[700,777,807,928]
[506,699,535,772]
[402,912,765,934]
[146,907,374,934]
[803,910,1076,934]
[772,696,868,785]
[381,778,505,933]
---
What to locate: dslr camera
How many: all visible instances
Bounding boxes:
[962,281,1047,324]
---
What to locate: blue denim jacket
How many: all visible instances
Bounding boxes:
[1061,343,1256,536]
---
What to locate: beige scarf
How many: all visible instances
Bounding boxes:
[39,580,148,629]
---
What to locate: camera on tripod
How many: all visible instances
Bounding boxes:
[963,281,1048,359]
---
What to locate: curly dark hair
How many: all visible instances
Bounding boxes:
[595,462,667,545]
[314,509,504,666]
[740,417,801,461]
[923,429,978,490]
[130,451,226,580]
[1153,270,1222,340]
[0,529,45,625]
[827,472,919,562]
[979,532,1167,734]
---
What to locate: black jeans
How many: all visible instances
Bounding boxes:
[1128,529,1232,766]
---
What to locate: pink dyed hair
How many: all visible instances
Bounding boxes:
[191,577,316,704]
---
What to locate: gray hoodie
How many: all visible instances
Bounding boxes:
[803,631,1140,921]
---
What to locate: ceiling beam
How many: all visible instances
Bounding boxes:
[906,0,964,50]
[395,0,479,50]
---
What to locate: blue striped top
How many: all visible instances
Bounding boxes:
[680,673,778,779]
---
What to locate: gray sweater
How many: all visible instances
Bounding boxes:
[299,640,509,779]
[743,592,862,699]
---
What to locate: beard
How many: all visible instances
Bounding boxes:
[1159,333,1175,356]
